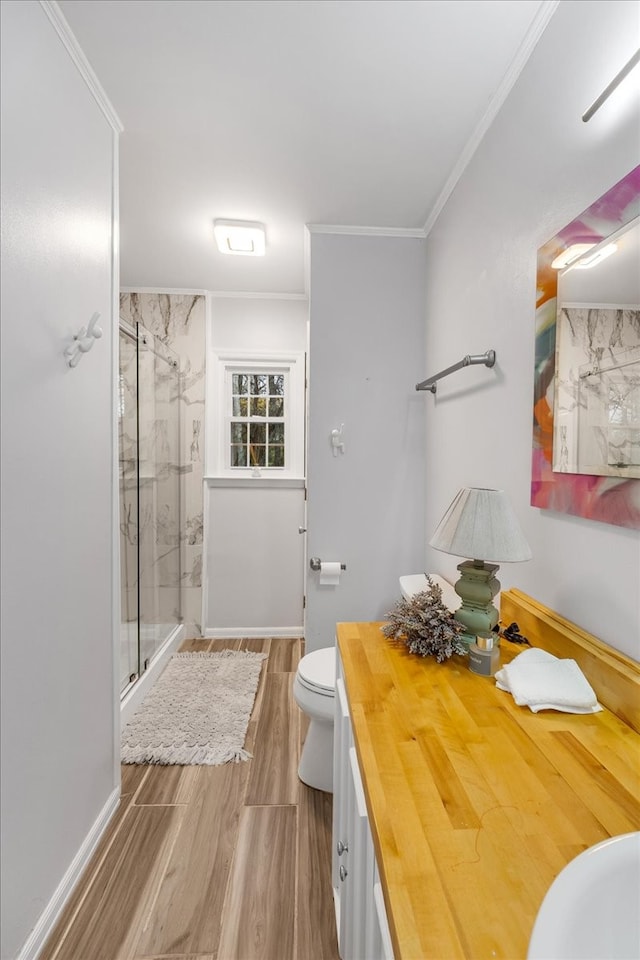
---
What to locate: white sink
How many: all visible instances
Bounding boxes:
[528,832,640,959]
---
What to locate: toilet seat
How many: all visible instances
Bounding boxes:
[297,647,335,697]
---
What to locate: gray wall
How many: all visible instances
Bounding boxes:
[205,296,308,634]
[0,3,118,956]
[424,0,640,658]
[306,234,427,651]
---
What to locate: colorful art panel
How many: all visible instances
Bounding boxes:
[531,165,640,528]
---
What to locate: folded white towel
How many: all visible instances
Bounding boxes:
[495,647,555,691]
[495,647,602,714]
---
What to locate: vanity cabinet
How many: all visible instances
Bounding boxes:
[332,653,394,960]
[334,611,640,959]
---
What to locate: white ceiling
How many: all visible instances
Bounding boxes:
[59,0,549,295]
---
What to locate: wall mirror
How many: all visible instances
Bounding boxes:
[554,217,640,478]
[531,165,640,529]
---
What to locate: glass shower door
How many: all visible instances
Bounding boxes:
[137,325,181,670]
[119,322,181,695]
[118,326,140,692]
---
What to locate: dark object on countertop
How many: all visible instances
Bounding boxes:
[501,621,531,645]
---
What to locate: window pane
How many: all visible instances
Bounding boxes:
[250,422,266,445]
[249,444,266,466]
[232,374,248,395]
[269,374,285,396]
[230,422,247,444]
[268,445,285,467]
[225,362,295,471]
[250,374,267,396]
[231,445,247,467]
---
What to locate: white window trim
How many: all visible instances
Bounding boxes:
[209,350,305,480]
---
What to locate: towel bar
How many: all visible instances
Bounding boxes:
[416,349,496,394]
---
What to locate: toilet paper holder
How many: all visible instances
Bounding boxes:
[310,557,347,571]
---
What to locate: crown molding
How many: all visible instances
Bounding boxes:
[121,287,307,300]
[120,287,208,296]
[307,224,426,238]
[423,0,560,236]
[39,1,123,134]
[208,291,308,300]
[303,224,311,299]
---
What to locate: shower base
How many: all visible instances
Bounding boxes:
[120,620,179,691]
[120,621,185,727]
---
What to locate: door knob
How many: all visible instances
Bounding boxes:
[298,526,307,534]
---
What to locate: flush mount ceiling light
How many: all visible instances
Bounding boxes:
[214,219,266,256]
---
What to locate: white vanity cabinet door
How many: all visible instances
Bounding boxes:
[333,650,395,960]
[333,674,351,892]
[344,745,370,959]
[373,874,395,960]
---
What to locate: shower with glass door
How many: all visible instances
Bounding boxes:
[118,321,181,696]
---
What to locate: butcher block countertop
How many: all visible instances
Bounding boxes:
[336,595,640,960]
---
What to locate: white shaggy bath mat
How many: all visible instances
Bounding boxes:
[121,650,267,765]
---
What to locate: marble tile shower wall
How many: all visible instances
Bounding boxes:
[137,338,181,629]
[120,293,206,637]
[119,332,138,628]
[556,306,640,476]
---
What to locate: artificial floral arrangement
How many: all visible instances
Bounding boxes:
[381,575,466,663]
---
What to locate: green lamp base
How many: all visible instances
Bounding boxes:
[453,559,500,648]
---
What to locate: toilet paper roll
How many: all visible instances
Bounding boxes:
[319,561,342,586]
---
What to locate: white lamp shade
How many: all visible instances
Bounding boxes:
[430,487,532,562]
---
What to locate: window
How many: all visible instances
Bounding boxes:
[211,351,305,480]
[230,372,286,468]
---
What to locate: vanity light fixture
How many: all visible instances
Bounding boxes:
[430,487,532,647]
[214,219,266,256]
[550,243,596,270]
[551,239,618,272]
[582,47,640,122]
[572,242,617,269]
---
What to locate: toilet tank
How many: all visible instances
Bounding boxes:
[399,573,460,612]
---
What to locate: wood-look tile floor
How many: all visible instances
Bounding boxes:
[42,638,340,960]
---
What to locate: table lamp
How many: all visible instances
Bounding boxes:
[429,487,532,646]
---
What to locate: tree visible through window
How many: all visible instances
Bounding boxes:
[230,372,286,468]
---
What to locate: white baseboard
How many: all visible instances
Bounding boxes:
[120,623,185,727]
[205,626,303,639]
[16,786,120,960]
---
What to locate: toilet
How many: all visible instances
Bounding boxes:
[293,646,336,792]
